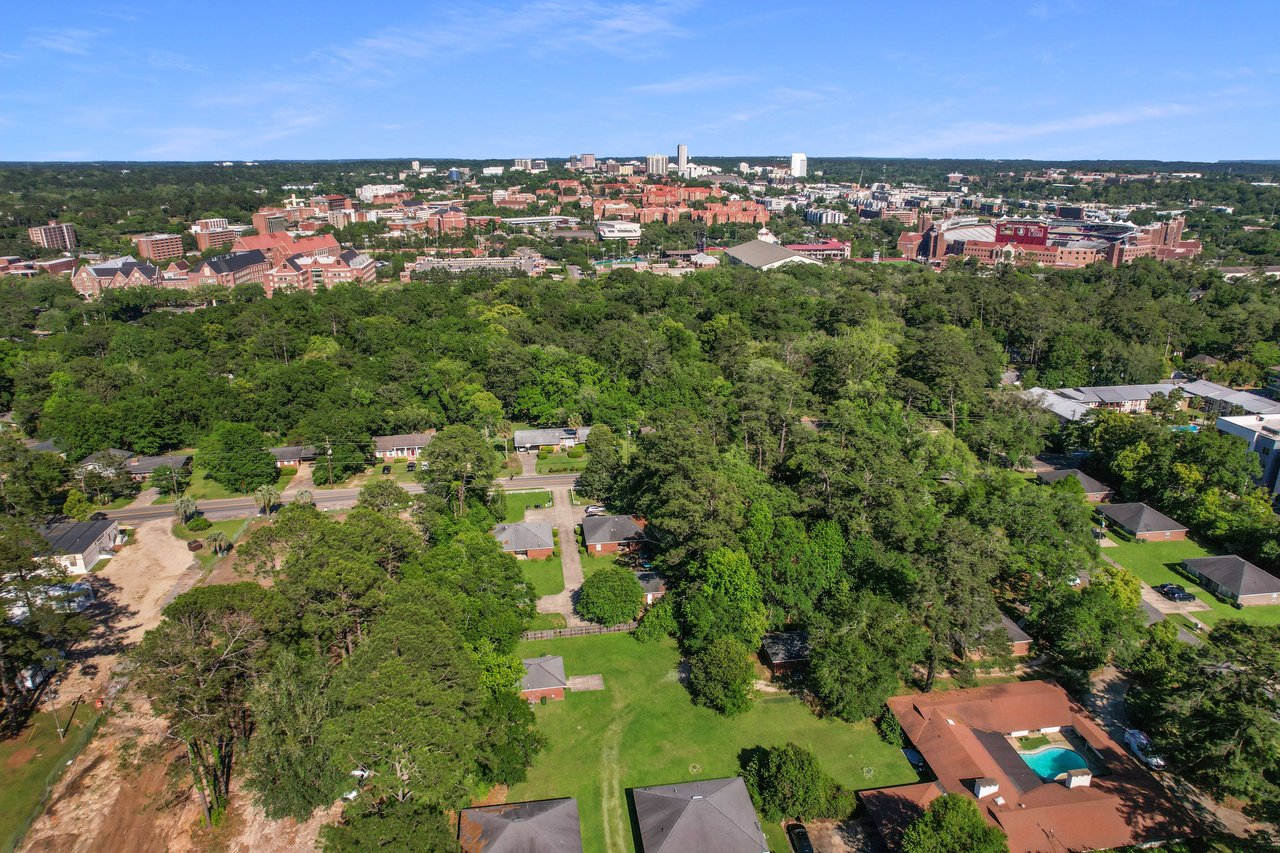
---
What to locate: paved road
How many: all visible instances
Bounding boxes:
[106,473,580,524]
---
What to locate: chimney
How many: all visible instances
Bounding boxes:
[972,777,1000,799]
[1064,769,1091,788]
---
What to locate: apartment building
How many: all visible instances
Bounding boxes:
[131,233,185,261]
[27,220,77,250]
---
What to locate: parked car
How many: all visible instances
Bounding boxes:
[585,505,607,516]
[406,462,416,472]
[1123,729,1166,770]
[1154,583,1195,602]
[381,465,392,475]
[786,823,815,853]
[89,511,109,521]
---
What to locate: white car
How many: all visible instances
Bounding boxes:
[1123,729,1166,770]
[585,506,607,516]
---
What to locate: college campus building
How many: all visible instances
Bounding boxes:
[130,233,185,262]
[27,220,77,250]
[897,213,1201,269]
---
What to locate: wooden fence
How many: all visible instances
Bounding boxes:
[522,621,637,641]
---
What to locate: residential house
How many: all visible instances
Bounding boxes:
[458,798,583,853]
[1036,468,1113,502]
[1097,502,1188,541]
[270,445,317,468]
[632,777,768,853]
[520,655,567,702]
[761,630,810,675]
[125,453,192,482]
[860,681,1192,853]
[71,256,161,298]
[372,431,436,459]
[1002,614,1033,657]
[514,427,590,452]
[580,515,646,554]
[37,519,120,574]
[636,571,666,606]
[77,449,191,483]
[22,438,64,456]
[722,239,819,271]
[1183,556,1280,607]
[492,522,555,560]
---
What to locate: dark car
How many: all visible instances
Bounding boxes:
[786,823,814,853]
[1154,583,1195,602]
[381,465,392,475]
[89,511,109,521]
[406,462,416,472]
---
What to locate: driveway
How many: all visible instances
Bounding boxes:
[524,485,588,627]
[282,461,316,497]
[54,519,199,700]
[517,450,538,477]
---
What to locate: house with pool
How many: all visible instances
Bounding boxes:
[861,681,1192,852]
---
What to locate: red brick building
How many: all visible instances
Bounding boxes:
[520,655,567,703]
[72,256,161,297]
[186,250,270,289]
[263,250,376,296]
[131,233,185,262]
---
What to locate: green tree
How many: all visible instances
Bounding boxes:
[62,488,93,521]
[174,495,198,523]
[255,484,280,517]
[0,434,69,520]
[418,424,499,516]
[743,743,846,822]
[149,463,191,497]
[322,798,459,853]
[901,793,1009,853]
[687,636,755,716]
[575,566,644,626]
[575,424,621,502]
[132,583,290,824]
[1152,622,1280,807]
[206,530,231,556]
[679,547,768,652]
[243,651,345,821]
[810,592,927,721]
[200,422,277,493]
[356,480,412,515]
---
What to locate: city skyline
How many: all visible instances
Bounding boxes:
[2,0,1278,162]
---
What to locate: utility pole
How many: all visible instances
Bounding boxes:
[325,437,334,485]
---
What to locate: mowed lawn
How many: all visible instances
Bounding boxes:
[578,551,622,578]
[522,554,565,597]
[1106,535,1280,627]
[509,633,918,853]
[505,490,552,523]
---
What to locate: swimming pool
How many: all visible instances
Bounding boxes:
[1021,747,1089,780]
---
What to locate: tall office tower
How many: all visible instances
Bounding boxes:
[676,144,688,169]
[790,152,808,178]
[581,153,596,170]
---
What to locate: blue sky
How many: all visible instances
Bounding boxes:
[1,0,1277,162]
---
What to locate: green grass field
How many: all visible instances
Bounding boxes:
[522,554,565,597]
[536,452,589,475]
[529,612,567,630]
[578,551,622,578]
[505,490,552,523]
[156,464,296,502]
[0,707,100,851]
[510,633,918,853]
[1105,535,1280,627]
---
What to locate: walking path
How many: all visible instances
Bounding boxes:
[525,483,588,627]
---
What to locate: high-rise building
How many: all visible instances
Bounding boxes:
[411,160,420,171]
[513,158,533,171]
[676,144,688,170]
[27,220,77,250]
[131,233,184,261]
[646,154,669,176]
[581,153,596,170]
[790,153,808,179]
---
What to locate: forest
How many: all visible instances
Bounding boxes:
[2,251,1280,846]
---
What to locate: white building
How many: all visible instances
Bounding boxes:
[481,166,505,177]
[790,152,808,179]
[805,208,845,225]
[1218,414,1280,495]
[677,144,688,169]
[646,154,669,176]
[356,184,407,202]
[596,221,643,241]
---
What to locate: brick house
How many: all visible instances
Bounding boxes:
[491,522,555,560]
[1183,556,1280,607]
[270,445,317,468]
[1097,502,1188,541]
[372,431,436,459]
[580,515,646,555]
[1036,468,1113,502]
[520,655,567,702]
[761,630,810,675]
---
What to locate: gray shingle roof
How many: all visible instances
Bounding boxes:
[37,519,115,557]
[633,777,767,853]
[270,445,317,463]
[761,631,810,665]
[1037,468,1110,494]
[372,431,436,453]
[636,571,666,595]
[125,453,192,476]
[580,515,646,548]
[458,798,582,853]
[493,522,555,553]
[1098,502,1187,535]
[514,427,591,447]
[1184,556,1280,597]
[521,656,567,691]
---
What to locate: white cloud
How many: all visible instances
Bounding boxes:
[628,72,752,95]
[24,28,103,55]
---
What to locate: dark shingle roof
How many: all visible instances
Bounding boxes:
[761,631,810,665]
[37,519,115,557]
[636,571,666,595]
[521,656,567,691]
[580,515,646,547]
[372,431,436,452]
[125,453,191,476]
[1038,468,1110,494]
[492,522,555,553]
[1097,502,1187,535]
[1184,556,1280,598]
[458,798,582,853]
[633,777,767,853]
[270,445,317,463]
[198,250,267,275]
